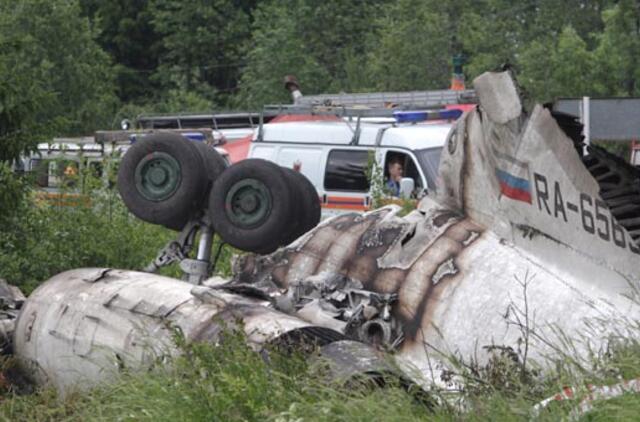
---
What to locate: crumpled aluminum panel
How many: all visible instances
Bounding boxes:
[13,269,320,394]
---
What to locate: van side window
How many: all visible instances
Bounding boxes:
[384,151,424,194]
[324,150,370,192]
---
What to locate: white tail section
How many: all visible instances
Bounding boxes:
[437,71,640,282]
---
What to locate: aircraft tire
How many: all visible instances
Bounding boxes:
[117,132,207,231]
[209,159,292,254]
[281,168,321,243]
[277,168,305,247]
[191,141,228,204]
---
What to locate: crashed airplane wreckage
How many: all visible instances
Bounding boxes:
[7,71,640,395]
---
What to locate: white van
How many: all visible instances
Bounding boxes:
[248,109,460,216]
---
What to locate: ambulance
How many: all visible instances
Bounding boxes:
[244,106,468,216]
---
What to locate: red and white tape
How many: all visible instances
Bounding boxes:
[532,377,640,419]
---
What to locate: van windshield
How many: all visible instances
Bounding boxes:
[415,147,443,190]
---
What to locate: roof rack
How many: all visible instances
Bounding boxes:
[94,128,216,144]
[50,137,97,145]
[257,104,463,144]
[262,101,471,120]
[296,89,477,109]
[263,104,401,119]
[136,111,263,130]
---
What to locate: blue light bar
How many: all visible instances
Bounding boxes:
[182,132,206,142]
[393,108,463,123]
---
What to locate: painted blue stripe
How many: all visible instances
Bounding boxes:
[495,169,530,191]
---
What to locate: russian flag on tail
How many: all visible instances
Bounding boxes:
[493,147,532,204]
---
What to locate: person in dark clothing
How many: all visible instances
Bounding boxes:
[386,157,403,197]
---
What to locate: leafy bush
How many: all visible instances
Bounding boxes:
[0,157,240,293]
[0,170,173,293]
[0,164,29,223]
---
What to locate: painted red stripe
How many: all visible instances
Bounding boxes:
[499,181,532,203]
[326,196,365,205]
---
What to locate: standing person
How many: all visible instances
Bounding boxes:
[386,157,403,197]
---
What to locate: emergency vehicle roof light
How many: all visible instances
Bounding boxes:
[393,109,463,123]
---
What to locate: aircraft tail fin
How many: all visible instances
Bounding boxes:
[436,71,640,280]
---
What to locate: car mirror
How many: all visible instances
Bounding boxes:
[399,177,414,198]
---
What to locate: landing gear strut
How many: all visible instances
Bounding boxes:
[144,217,217,285]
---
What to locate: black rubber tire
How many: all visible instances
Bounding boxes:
[208,159,293,253]
[117,132,207,230]
[191,141,228,201]
[291,169,322,234]
[280,168,303,245]
[279,168,321,246]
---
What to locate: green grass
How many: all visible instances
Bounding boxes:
[1,333,640,421]
[0,333,442,422]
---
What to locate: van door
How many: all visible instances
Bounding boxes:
[322,148,372,216]
[249,143,277,162]
[273,145,324,189]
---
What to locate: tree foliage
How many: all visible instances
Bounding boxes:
[149,0,250,107]
[0,0,117,164]
[80,0,161,103]
[235,1,330,107]
[368,0,452,91]
[519,26,596,102]
[0,162,176,292]
[236,0,389,107]
[595,0,640,96]
[233,0,640,106]
[4,0,640,131]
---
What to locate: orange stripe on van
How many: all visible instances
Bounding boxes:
[35,191,91,207]
[322,196,369,211]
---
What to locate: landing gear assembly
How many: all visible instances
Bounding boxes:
[117,132,321,283]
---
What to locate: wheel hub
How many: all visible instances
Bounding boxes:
[225,178,272,228]
[239,195,258,213]
[148,167,168,185]
[134,152,181,201]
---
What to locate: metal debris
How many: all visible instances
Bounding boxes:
[431,259,458,285]
[0,279,25,354]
